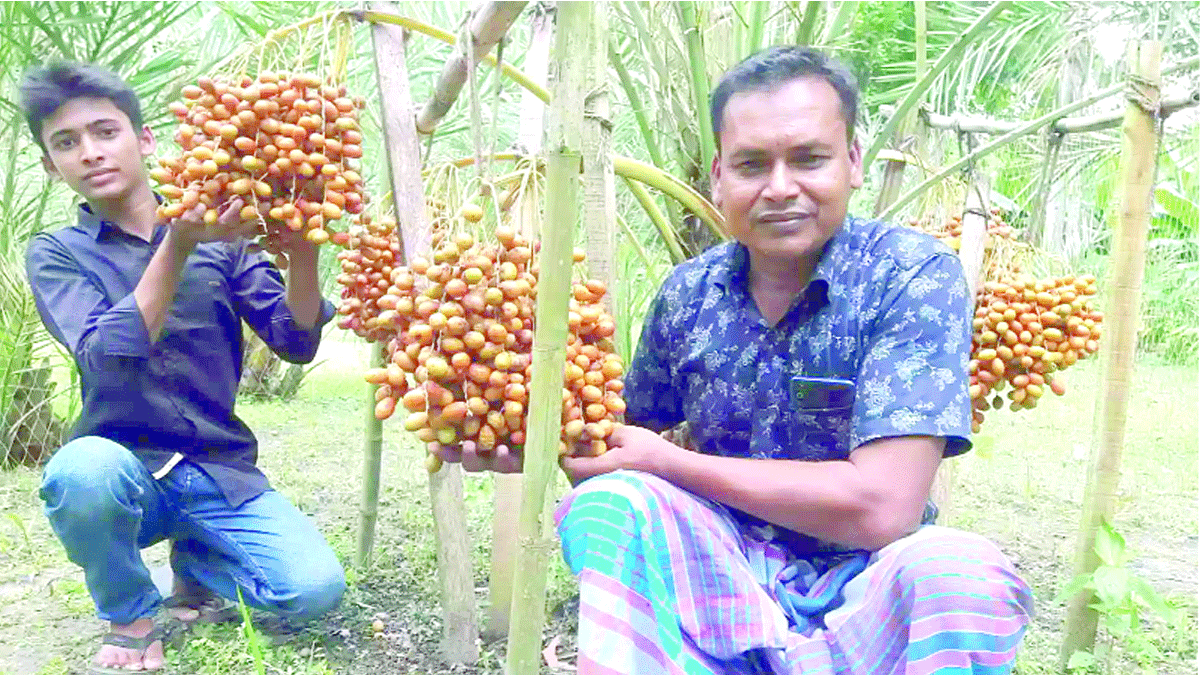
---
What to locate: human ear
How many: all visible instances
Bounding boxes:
[40,153,60,180]
[848,138,864,189]
[710,153,724,208]
[138,125,157,159]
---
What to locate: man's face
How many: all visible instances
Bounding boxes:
[711,77,863,266]
[40,97,155,204]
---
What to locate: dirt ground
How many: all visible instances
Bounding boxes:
[0,342,1195,674]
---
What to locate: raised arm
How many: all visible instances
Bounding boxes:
[228,231,334,364]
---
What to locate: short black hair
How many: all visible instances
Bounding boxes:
[19,61,144,153]
[710,46,859,147]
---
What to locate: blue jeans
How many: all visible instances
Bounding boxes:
[40,436,346,625]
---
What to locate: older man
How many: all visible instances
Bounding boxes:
[443,46,1034,674]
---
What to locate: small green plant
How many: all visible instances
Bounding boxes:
[235,587,266,675]
[1057,519,1177,673]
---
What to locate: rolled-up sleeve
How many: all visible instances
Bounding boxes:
[26,235,152,369]
[228,242,335,364]
[852,252,974,457]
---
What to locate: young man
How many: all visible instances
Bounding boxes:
[440,47,1034,673]
[21,62,345,673]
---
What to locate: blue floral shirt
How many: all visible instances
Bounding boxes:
[625,216,973,468]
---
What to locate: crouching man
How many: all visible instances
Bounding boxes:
[21,62,345,673]
[438,46,1034,674]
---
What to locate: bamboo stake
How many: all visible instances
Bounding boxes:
[932,174,990,523]
[355,341,387,568]
[414,1,527,135]
[486,3,553,641]
[873,0,927,217]
[582,2,617,315]
[370,4,477,663]
[1060,40,1162,670]
[677,1,717,179]
[505,3,589,671]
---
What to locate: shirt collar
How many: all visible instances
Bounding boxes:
[77,202,108,240]
[77,195,167,242]
[716,216,854,304]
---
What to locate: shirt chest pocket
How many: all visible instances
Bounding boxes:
[788,401,853,460]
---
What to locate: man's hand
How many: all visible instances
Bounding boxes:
[168,198,261,250]
[432,440,524,473]
[560,423,679,484]
[270,226,320,260]
[433,423,685,483]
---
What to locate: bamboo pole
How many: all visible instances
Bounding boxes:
[677,1,716,179]
[863,1,1010,169]
[355,340,388,568]
[413,1,527,135]
[880,54,1198,222]
[581,2,617,315]
[486,2,553,642]
[370,4,477,663]
[1059,40,1162,670]
[918,89,1198,135]
[446,152,728,242]
[932,174,990,522]
[873,0,927,217]
[505,3,589,671]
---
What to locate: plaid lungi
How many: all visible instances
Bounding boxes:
[555,470,1034,674]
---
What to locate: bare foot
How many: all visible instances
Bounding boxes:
[95,616,164,671]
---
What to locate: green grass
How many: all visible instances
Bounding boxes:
[0,335,1194,674]
[948,355,1198,674]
